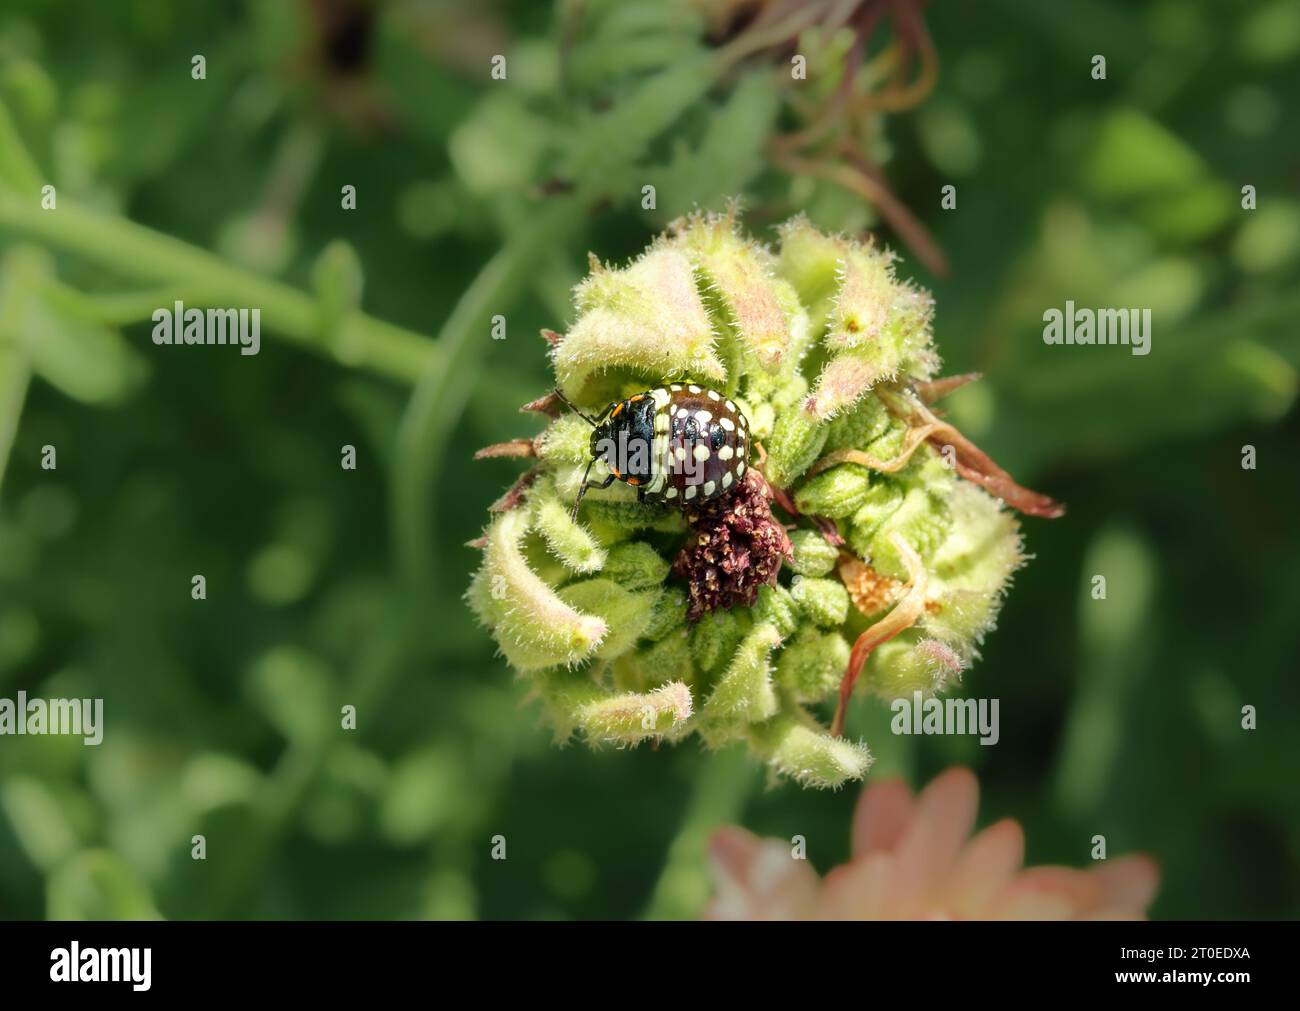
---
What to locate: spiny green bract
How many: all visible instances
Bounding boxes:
[468,211,1026,790]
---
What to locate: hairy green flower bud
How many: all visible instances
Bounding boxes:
[823,388,891,452]
[536,413,591,466]
[846,482,905,557]
[667,213,802,373]
[602,540,671,590]
[790,576,850,628]
[614,629,695,692]
[857,485,951,582]
[764,406,829,488]
[533,483,608,573]
[752,584,800,639]
[786,529,839,577]
[556,578,659,661]
[641,585,689,642]
[794,462,873,518]
[554,247,726,402]
[539,669,692,746]
[580,499,685,535]
[775,626,850,702]
[468,510,606,671]
[701,622,781,733]
[749,713,873,790]
[578,681,693,743]
[690,607,747,674]
[471,211,1059,788]
[866,631,965,699]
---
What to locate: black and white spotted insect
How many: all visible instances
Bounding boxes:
[557,384,750,520]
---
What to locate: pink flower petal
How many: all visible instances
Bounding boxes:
[705,826,820,920]
[850,776,916,858]
[702,769,1162,922]
[990,888,1078,920]
[884,767,979,916]
[815,854,894,920]
[944,817,1025,918]
[1089,855,1160,914]
[1008,865,1104,910]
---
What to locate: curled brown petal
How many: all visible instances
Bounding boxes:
[914,372,982,404]
[474,438,538,460]
[489,467,542,513]
[925,431,1065,519]
[520,391,562,417]
[884,390,1066,520]
[943,454,1064,519]
[832,532,929,738]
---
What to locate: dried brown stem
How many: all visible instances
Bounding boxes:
[831,532,928,737]
[806,422,938,477]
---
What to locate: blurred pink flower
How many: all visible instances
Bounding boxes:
[706,766,1159,920]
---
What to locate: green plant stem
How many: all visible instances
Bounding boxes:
[392,194,586,591]
[0,246,38,493]
[0,102,41,194]
[0,191,436,384]
[0,345,30,495]
[642,745,759,919]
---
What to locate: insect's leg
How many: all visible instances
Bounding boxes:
[570,466,617,522]
[553,388,609,427]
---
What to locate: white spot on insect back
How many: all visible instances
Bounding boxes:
[718,445,733,461]
[695,410,711,425]
[674,446,687,462]
[725,400,736,412]
[652,388,669,407]
[685,484,697,500]
[720,417,735,431]
[722,472,733,489]
[737,461,746,477]
[707,390,720,401]
[703,480,716,496]
[671,384,683,392]
[693,444,710,463]
[688,384,701,394]
[665,486,678,499]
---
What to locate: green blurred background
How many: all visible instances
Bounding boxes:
[0,0,1297,920]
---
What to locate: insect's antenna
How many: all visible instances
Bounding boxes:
[570,458,598,522]
[553,388,597,427]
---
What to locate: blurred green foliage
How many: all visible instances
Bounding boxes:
[0,0,1297,919]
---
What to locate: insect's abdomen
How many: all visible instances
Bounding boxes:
[642,384,748,504]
